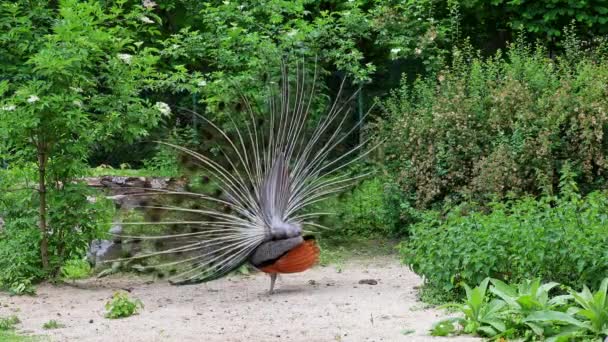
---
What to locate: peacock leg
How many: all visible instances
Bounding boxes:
[268,273,277,294]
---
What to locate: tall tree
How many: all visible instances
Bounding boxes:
[0,0,166,270]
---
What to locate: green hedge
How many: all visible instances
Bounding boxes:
[380,35,608,207]
[311,177,410,239]
[401,170,608,296]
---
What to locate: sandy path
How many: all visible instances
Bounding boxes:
[0,256,477,342]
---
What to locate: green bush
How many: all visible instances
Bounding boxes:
[0,316,20,331]
[60,259,91,281]
[401,171,608,297]
[105,292,143,319]
[313,177,406,238]
[0,226,42,295]
[379,33,608,207]
[0,166,114,293]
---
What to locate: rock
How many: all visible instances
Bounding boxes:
[109,224,123,243]
[358,279,378,285]
[149,178,168,189]
[87,239,123,265]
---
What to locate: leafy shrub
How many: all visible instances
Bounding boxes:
[105,292,143,319]
[432,277,608,341]
[47,184,114,270]
[431,278,506,337]
[401,172,608,296]
[0,316,20,331]
[0,166,114,293]
[60,259,91,281]
[0,226,41,295]
[142,126,199,177]
[313,177,406,238]
[379,33,608,207]
[0,168,42,293]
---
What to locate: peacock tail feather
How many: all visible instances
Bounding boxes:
[109,60,376,285]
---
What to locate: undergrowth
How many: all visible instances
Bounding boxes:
[431,277,608,341]
[403,166,608,299]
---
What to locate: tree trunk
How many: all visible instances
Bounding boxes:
[37,149,49,271]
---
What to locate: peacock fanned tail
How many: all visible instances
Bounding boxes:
[110,61,376,285]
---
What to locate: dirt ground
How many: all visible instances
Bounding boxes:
[0,256,478,342]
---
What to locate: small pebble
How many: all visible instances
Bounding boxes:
[358,279,378,285]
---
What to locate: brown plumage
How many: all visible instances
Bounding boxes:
[259,238,320,274]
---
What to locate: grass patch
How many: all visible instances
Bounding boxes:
[0,331,38,342]
[417,284,461,306]
[86,167,171,178]
[42,320,63,330]
[0,315,42,342]
[318,237,398,270]
[0,315,20,330]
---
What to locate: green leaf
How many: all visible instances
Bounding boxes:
[524,310,587,328]
[476,325,497,337]
[430,319,457,336]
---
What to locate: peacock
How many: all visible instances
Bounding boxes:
[114,62,373,294]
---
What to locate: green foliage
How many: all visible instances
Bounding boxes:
[0,166,114,293]
[371,0,458,74]
[401,173,608,297]
[105,292,143,319]
[490,278,569,315]
[0,0,165,160]
[380,34,608,207]
[0,167,42,294]
[142,126,198,177]
[568,278,608,337]
[0,0,168,276]
[433,278,608,341]
[60,259,91,281]
[85,166,162,178]
[323,178,388,237]
[0,225,41,295]
[0,331,37,342]
[0,316,20,331]
[311,177,407,238]
[490,0,608,39]
[433,278,507,337]
[42,320,64,330]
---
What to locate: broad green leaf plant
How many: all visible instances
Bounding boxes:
[432,277,608,341]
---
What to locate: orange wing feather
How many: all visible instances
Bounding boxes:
[260,239,320,274]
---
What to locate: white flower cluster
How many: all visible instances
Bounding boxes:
[142,0,157,9]
[117,53,133,64]
[27,95,39,103]
[140,16,154,24]
[1,104,16,111]
[155,101,171,116]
